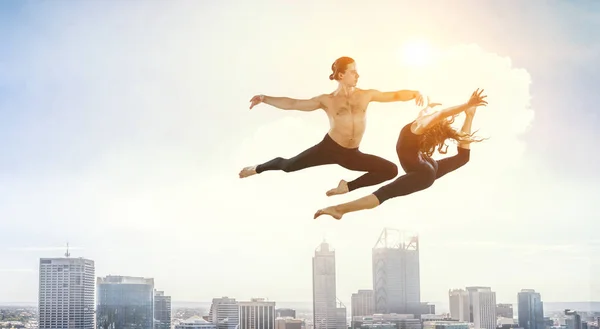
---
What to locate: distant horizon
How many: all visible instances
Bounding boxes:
[2,300,600,310]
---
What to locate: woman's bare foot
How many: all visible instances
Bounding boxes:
[239,166,257,178]
[314,206,344,220]
[326,180,349,196]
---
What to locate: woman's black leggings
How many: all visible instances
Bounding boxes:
[373,147,470,204]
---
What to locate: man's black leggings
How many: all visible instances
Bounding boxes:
[256,134,398,192]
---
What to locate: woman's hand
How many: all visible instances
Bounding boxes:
[467,88,488,107]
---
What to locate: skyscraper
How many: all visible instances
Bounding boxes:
[518,289,544,329]
[565,310,582,329]
[351,290,374,318]
[312,241,346,329]
[208,297,239,329]
[496,304,514,319]
[372,229,421,314]
[466,287,497,329]
[448,289,470,322]
[38,257,95,329]
[276,309,296,318]
[239,298,276,329]
[155,290,172,329]
[96,276,155,329]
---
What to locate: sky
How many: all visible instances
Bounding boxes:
[0,0,599,307]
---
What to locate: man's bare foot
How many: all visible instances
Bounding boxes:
[326,180,349,197]
[314,206,344,220]
[239,166,257,178]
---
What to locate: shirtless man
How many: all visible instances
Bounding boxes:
[239,56,424,197]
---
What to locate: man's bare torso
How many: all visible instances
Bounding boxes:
[321,88,370,149]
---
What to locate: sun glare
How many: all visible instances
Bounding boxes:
[399,39,433,67]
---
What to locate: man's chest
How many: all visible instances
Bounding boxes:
[330,96,368,116]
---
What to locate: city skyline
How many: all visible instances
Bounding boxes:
[19,233,581,308]
[1,0,599,304]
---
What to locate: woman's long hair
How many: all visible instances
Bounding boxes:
[419,115,486,157]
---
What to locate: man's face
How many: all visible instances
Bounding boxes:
[340,62,359,87]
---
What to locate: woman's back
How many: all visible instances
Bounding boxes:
[396,121,425,170]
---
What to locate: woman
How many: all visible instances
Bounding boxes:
[314,88,488,220]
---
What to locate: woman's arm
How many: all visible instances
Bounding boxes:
[458,109,476,149]
[412,89,487,135]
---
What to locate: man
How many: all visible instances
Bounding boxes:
[239,56,424,197]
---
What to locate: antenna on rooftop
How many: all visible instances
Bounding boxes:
[65,242,70,258]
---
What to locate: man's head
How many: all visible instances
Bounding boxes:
[329,56,359,87]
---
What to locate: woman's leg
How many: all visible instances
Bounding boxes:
[435,147,470,179]
[314,167,436,220]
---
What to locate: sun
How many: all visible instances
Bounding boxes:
[398,39,433,68]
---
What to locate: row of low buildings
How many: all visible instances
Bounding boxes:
[314,228,588,329]
[35,228,589,329]
[38,256,171,329]
[183,297,301,329]
[36,254,301,329]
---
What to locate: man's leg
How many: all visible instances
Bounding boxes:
[239,139,336,178]
[326,150,398,196]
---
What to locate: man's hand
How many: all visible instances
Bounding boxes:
[414,92,425,107]
[249,94,265,110]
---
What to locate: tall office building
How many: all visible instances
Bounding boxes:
[448,289,470,322]
[565,310,582,329]
[313,241,346,329]
[155,290,172,329]
[518,290,544,329]
[38,256,95,329]
[351,290,374,318]
[372,229,421,314]
[276,309,296,318]
[425,304,435,315]
[208,297,239,329]
[96,276,155,329]
[466,287,497,329]
[239,298,276,329]
[497,304,514,319]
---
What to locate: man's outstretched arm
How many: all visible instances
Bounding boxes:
[367,89,424,105]
[250,94,326,111]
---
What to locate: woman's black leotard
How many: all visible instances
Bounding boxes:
[372,121,470,204]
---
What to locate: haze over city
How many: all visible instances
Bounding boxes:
[0,0,599,306]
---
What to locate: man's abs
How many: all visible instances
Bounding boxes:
[327,113,367,148]
[322,90,370,149]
